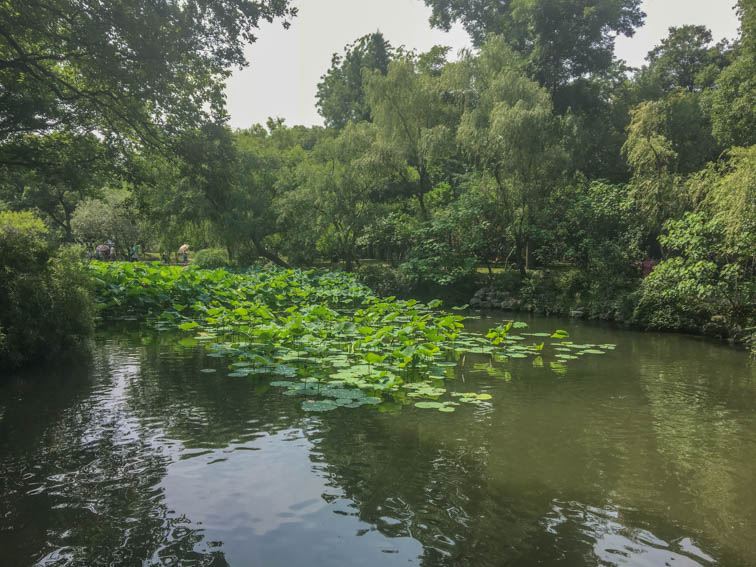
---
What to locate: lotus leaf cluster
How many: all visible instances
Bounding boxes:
[89,262,617,414]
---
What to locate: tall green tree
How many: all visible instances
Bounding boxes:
[0,132,110,239]
[454,38,567,276]
[422,0,644,97]
[636,25,731,97]
[623,90,719,237]
[0,0,296,149]
[316,32,393,129]
[705,0,756,148]
[278,122,383,270]
[364,49,460,218]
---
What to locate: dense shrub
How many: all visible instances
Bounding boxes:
[0,211,94,368]
[357,264,411,297]
[633,212,755,334]
[193,248,230,269]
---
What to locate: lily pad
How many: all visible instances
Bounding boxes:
[301,400,338,412]
[414,401,443,409]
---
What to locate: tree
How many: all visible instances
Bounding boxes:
[637,25,731,97]
[0,211,93,368]
[225,125,298,267]
[622,91,719,237]
[705,1,756,148]
[689,145,756,249]
[364,50,460,218]
[453,38,566,276]
[316,32,393,129]
[421,0,645,96]
[0,132,110,239]
[278,122,382,270]
[634,212,755,332]
[71,189,142,258]
[0,0,296,149]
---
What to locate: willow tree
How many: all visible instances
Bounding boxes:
[277,122,384,270]
[453,38,566,276]
[364,49,460,218]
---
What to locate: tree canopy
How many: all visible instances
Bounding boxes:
[0,0,296,142]
[421,0,645,95]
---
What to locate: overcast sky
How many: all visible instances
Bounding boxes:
[225,0,740,130]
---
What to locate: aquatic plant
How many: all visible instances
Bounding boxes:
[89,262,616,413]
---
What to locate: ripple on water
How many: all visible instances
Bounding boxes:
[543,500,716,566]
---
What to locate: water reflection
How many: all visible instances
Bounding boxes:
[543,501,714,566]
[0,319,754,566]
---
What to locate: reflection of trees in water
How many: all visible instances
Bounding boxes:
[306,408,594,566]
[305,337,755,566]
[637,344,756,564]
[2,324,754,566]
[0,336,230,566]
[123,332,307,448]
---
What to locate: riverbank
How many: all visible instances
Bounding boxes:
[354,263,755,354]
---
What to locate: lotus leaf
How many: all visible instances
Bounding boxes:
[301,400,338,412]
[414,401,443,409]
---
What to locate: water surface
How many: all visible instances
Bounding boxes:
[1,315,754,566]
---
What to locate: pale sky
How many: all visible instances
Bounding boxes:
[225,0,740,130]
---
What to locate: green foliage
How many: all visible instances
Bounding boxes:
[637,25,731,96]
[0,133,111,240]
[0,211,93,368]
[193,248,231,269]
[358,212,418,267]
[622,91,720,235]
[357,265,411,298]
[705,1,756,148]
[364,52,459,217]
[71,189,142,258]
[399,218,478,288]
[454,37,567,274]
[277,122,381,269]
[422,0,644,94]
[89,262,606,413]
[634,213,755,332]
[316,32,393,129]
[689,145,756,245]
[0,0,296,148]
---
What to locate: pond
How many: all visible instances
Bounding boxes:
[1,314,754,566]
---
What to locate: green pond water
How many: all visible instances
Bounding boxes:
[1,314,754,566]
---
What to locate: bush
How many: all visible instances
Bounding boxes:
[633,213,755,333]
[193,248,230,269]
[357,264,411,297]
[0,212,94,368]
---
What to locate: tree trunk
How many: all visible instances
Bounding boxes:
[252,237,289,268]
[515,239,526,278]
[416,191,427,219]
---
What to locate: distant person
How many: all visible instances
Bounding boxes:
[109,245,116,261]
[95,244,109,260]
[178,243,189,264]
[130,244,140,262]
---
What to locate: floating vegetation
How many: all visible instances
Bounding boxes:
[90,262,617,414]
